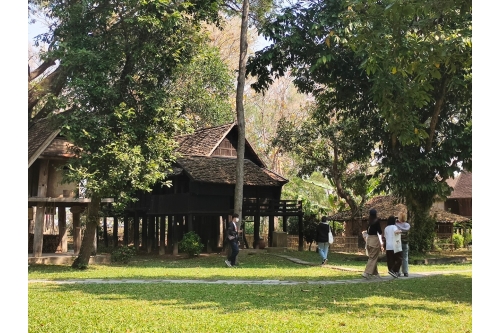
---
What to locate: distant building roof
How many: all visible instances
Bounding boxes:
[330,195,470,223]
[446,172,472,199]
[28,118,60,167]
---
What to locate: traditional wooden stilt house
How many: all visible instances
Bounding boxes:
[433,172,472,219]
[28,118,112,256]
[125,123,304,254]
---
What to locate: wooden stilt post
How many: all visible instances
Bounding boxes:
[159,216,166,255]
[298,213,303,251]
[268,215,275,248]
[123,213,129,247]
[156,216,160,249]
[57,207,67,253]
[142,213,148,251]
[103,216,108,248]
[167,215,173,254]
[33,204,45,257]
[147,215,154,253]
[254,199,261,249]
[172,216,179,255]
[70,206,84,256]
[134,211,140,251]
[283,202,288,233]
[113,216,118,248]
[33,159,50,257]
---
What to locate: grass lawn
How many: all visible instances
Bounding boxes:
[28,250,472,281]
[28,251,472,333]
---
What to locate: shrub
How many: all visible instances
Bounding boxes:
[452,233,464,249]
[111,246,136,264]
[179,231,204,257]
[463,231,472,246]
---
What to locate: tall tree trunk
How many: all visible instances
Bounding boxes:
[406,195,436,253]
[72,197,101,269]
[233,0,250,218]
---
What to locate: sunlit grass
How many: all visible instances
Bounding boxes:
[28,250,471,281]
[29,272,472,333]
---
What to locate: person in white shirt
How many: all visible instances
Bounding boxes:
[384,215,402,278]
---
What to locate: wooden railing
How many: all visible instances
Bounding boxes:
[242,199,302,216]
[285,236,362,253]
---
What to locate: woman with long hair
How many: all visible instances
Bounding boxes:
[362,209,384,279]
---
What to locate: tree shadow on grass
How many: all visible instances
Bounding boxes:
[30,273,471,317]
[29,253,366,282]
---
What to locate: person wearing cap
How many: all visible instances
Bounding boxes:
[362,209,384,279]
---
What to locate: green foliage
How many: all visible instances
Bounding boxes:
[247,0,471,253]
[282,173,333,214]
[179,231,204,258]
[463,231,472,246]
[111,246,137,264]
[31,0,227,211]
[408,209,436,253]
[169,46,234,129]
[452,234,464,249]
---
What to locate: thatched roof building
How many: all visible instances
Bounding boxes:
[329,195,470,237]
[330,195,470,223]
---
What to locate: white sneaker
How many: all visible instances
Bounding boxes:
[224,260,232,267]
[362,272,371,279]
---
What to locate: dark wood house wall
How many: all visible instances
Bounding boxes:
[445,198,472,218]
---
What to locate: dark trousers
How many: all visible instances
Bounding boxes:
[393,251,403,273]
[386,250,395,272]
[386,250,402,273]
[228,240,239,266]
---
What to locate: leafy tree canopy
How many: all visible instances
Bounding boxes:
[28,0,228,267]
[247,0,471,252]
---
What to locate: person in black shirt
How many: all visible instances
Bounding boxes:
[225,214,240,267]
[362,209,384,279]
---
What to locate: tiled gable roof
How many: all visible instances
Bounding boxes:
[330,195,470,223]
[28,118,60,167]
[175,123,234,156]
[447,172,472,199]
[176,156,287,186]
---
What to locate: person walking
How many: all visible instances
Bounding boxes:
[316,216,332,265]
[396,212,411,277]
[225,214,240,267]
[384,215,402,278]
[362,209,384,279]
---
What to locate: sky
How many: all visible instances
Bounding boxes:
[18,1,497,330]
